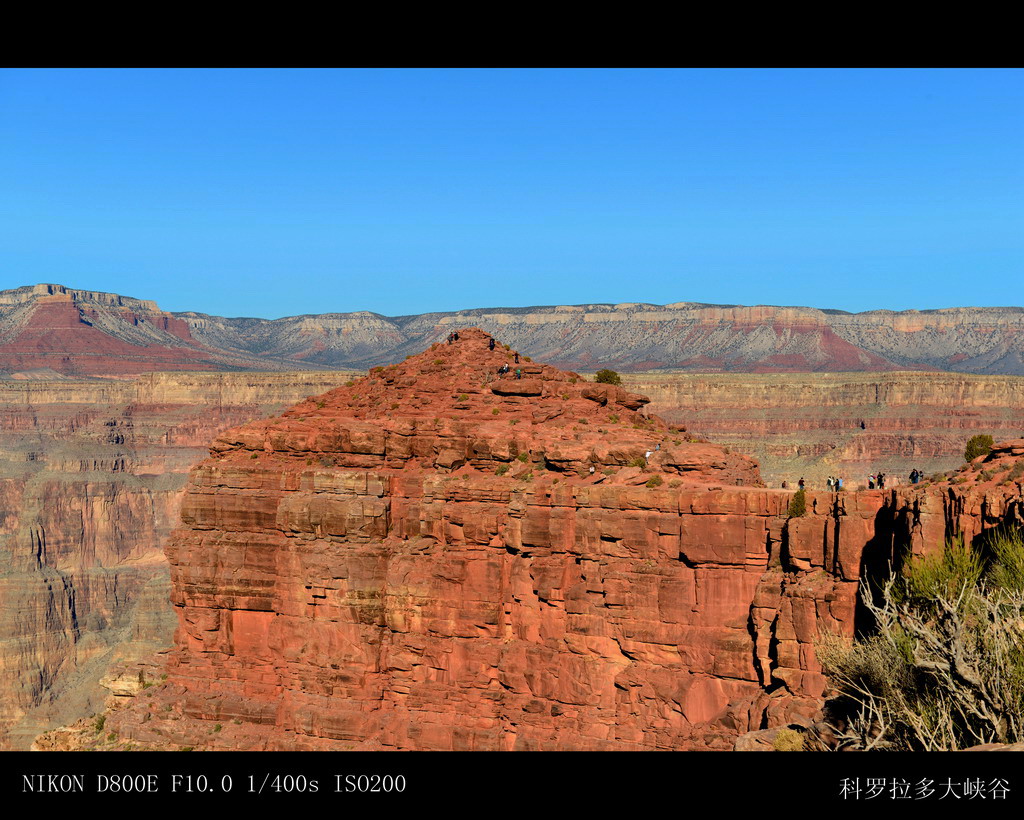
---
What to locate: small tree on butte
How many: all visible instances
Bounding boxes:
[594,369,622,386]
[965,434,994,461]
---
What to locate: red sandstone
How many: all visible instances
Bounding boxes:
[66,331,1024,751]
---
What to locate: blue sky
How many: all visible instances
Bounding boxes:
[1,68,1020,319]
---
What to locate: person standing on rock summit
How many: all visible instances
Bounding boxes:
[514,352,519,364]
[489,338,495,351]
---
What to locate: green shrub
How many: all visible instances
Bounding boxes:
[594,369,622,386]
[893,535,983,607]
[787,488,806,518]
[817,528,1024,750]
[516,452,528,462]
[495,464,509,476]
[94,715,105,733]
[965,434,994,461]
[986,528,1024,594]
[645,476,663,488]
[629,456,647,468]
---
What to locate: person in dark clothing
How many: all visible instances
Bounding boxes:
[878,473,885,490]
[453,331,459,341]
[489,338,495,351]
[860,421,866,430]
[514,352,519,364]
[798,477,805,490]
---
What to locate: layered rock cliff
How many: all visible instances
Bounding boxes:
[181,301,1024,374]
[37,337,1024,752]
[5,283,1024,375]
[0,370,354,749]
[0,284,329,376]
[629,371,1024,489]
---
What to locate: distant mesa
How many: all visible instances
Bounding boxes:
[3,283,1024,376]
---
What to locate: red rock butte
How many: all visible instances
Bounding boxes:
[73,329,1024,751]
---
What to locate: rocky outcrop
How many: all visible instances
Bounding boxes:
[0,370,354,748]
[36,338,1024,752]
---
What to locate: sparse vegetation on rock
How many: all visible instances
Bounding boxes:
[816,528,1024,750]
[787,488,806,518]
[965,433,994,461]
[594,369,622,386]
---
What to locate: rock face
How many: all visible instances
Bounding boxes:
[6,283,1024,375]
[182,301,1024,374]
[93,329,785,750]
[0,284,332,376]
[629,371,1024,489]
[0,370,355,749]
[40,337,1024,752]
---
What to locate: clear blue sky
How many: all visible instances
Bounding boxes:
[1,68,1020,318]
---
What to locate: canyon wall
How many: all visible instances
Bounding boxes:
[629,371,1024,489]
[0,370,354,748]
[181,302,1024,374]
[66,332,1024,752]
[5,283,1024,375]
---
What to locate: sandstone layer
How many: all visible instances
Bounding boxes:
[5,283,1024,375]
[26,333,1024,752]
[0,284,331,376]
[0,370,355,748]
[67,331,1018,752]
[628,371,1024,489]
[182,300,1024,374]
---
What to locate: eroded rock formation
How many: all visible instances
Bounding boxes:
[6,283,1024,375]
[32,334,1024,752]
[629,371,1024,488]
[0,370,354,748]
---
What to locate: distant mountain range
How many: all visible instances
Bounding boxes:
[2,283,1024,377]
